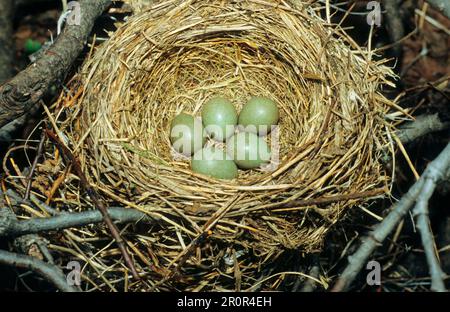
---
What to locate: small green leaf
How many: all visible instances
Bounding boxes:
[24,39,42,55]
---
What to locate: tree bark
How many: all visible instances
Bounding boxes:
[0,249,78,292]
[0,0,14,83]
[0,0,111,129]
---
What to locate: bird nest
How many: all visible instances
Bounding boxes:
[25,0,398,290]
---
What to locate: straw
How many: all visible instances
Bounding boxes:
[15,0,399,291]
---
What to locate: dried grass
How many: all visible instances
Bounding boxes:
[6,0,399,291]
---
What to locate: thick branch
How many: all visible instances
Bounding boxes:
[0,249,77,292]
[0,0,111,128]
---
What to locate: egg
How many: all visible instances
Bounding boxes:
[202,97,238,142]
[227,132,271,169]
[191,146,238,180]
[170,113,206,156]
[238,96,279,135]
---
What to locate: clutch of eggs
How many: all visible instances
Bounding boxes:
[169,95,279,180]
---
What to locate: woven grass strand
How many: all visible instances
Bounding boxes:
[54,0,397,290]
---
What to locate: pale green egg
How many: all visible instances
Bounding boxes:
[202,97,238,142]
[227,132,271,169]
[238,96,279,135]
[191,146,238,180]
[170,113,206,156]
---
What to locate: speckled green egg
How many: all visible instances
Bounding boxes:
[202,97,238,142]
[227,132,271,169]
[238,96,279,135]
[170,113,206,156]
[191,146,238,180]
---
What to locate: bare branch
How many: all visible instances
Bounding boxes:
[0,249,77,292]
[413,169,447,291]
[0,206,151,238]
[0,189,55,264]
[1,188,74,291]
[397,114,450,145]
[332,142,450,292]
[25,131,46,200]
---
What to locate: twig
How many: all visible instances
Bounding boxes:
[426,0,450,19]
[24,131,46,200]
[0,249,77,292]
[415,9,450,36]
[300,255,321,292]
[5,188,60,216]
[0,0,111,128]
[0,206,151,237]
[1,186,70,288]
[45,129,140,280]
[292,254,321,292]
[1,187,55,264]
[151,195,242,290]
[413,167,447,291]
[332,142,450,292]
[13,234,54,264]
[396,114,450,145]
